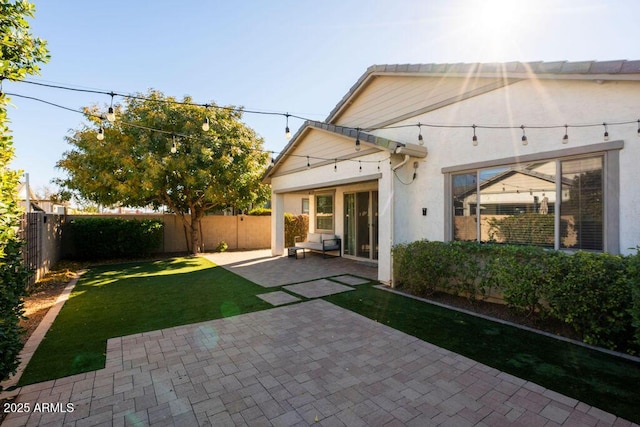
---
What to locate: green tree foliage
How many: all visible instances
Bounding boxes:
[56,90,270,254]
[0,0,49,385]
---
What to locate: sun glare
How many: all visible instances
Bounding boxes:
[460,0,536,61]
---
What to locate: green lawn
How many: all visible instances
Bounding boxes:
[324,284,640,424]
[19,256,272,385]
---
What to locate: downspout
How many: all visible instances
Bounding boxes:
[392,154,411,172]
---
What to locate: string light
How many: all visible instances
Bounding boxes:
[285,113,291,140]
[472,125,478,146]
[637,119,640,137]
[306,155,310,169]
[202,104,210,131]
[106,92,116,122]
[603,122,609,141]
[270,151,275,166]
[562,125,569,144]
[359,160,362,172]
[417,123,424,145]
[334,159,337,172]
[96,125,104,141]
[521,125,528,146]
[355,128,361,151]
[170,136,177,154]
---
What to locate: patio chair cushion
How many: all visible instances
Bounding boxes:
[307,233,321,243]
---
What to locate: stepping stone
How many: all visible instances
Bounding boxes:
[284,279,354,298]
[257,291,301,306]
[332,275,371,286]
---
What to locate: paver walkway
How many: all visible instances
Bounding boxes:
[3,300,634,426]
[202,250,378,287]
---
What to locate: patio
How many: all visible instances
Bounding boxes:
[201,249,378,287]
[1,251,633,426]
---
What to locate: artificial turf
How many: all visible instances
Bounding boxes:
[323,284,640,424]
[18,256,272,385]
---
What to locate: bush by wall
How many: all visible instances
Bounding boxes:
[247,207,271,216]
[392,240,640,355]
[69,218,163,260]
[284,213,309,248]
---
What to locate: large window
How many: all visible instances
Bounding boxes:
[315,194,334,231]
[451,155,604,251]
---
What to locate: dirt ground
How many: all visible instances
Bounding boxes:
[19,261,83,344]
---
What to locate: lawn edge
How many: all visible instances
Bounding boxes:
[374,284,640,364]
[1,271,85,397]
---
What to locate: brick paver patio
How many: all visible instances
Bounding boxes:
[3,299,634,426]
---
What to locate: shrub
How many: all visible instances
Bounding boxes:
[69,218,163,260]
[629,248,640,349]
[247,207,271,216]
[284,213,309,248]
[393,240,453,296]
[0,239,30,386]
[216,241,228,252]
[392,239,640,354]
[545,251,633,351]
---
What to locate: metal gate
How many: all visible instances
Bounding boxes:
[19,212,40,290]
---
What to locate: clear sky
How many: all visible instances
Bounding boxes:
[5,0,638,193]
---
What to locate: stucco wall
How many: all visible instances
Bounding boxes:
[372,78,640,254]
[63,214,271,256]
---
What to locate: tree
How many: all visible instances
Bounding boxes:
[56,90,270,254]
[0,0,49,385]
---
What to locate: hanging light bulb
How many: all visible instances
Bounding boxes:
[202,116,210,131]
[603,123,609,141]
[355,128,361,151]
[271,152,275,166]
[106,93,116,122]
[285,113,291,140]
[170,136,177,154]
[306,156,310,169]
[637,119,640,137]
[562,125,569,144]
[97,126,104,141]
[359,160,362,173]
[334,159,337,172]
[472,125,478,146]
[521,125,528,146]
[417,123,424,145]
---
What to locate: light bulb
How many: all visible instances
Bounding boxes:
[472,135,478,146]
[107,107,115,122]
[202,117,210,131]
[285,126,291,140]
[562,134,569,144]
[522,135,528,146]
[97,127,104,140]
[355,138,361,151]
[171,141,177,154]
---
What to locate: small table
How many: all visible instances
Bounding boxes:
[287,246,305,259]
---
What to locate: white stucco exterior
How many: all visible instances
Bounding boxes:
[265,61,640,285]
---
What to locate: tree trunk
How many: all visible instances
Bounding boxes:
[190,210,202,255]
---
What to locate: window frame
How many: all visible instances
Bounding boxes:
[442,141,622,253]
[315,193,334,232]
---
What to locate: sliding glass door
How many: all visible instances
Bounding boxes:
[344,191,378,260]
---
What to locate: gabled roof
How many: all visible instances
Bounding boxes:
[263,120,403,181]
[326,60,640,123]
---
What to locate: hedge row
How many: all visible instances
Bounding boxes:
[393,240,640,355]
[69,218,164,260]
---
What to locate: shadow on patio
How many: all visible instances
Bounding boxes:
[201,249,378,287]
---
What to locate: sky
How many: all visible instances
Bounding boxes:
[5,0,639,193]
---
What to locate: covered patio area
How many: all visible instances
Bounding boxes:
[201,249,377,288]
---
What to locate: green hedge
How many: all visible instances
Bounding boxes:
[69,218,163,260]
[284,213,309,248]
[393,240,640,355]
